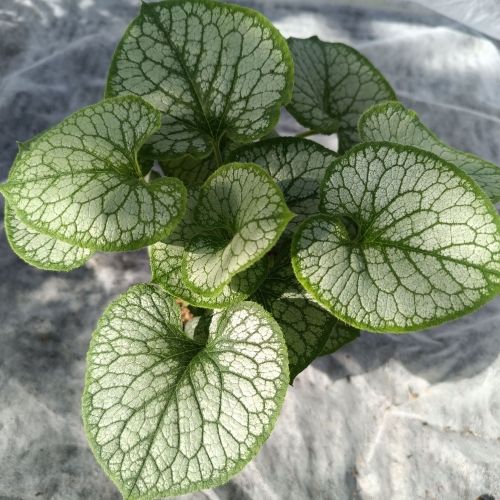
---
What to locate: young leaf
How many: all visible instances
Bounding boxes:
[181,163,293,296]
[253,244,359,382]
[5,203,93,272]
[0,96,187,252]
[287,37,396,152]
[230,137,336,228]
[82,284,288,499]
[292,143,500,333]
[150,189,268,308]
[358,101,500,203]
[183,312,212,345]
[106,0,294,160]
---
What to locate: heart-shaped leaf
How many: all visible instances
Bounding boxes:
[150,189,268,308]
[106,0,294,160]
[287,36,396,152]
[292,143,500,333]
[253,242,359,382]
[82,284,288,499]
[231,137,336,228]
[181,163,293,296]
[358,101,500,203]
[0,96,187,252]
[5,203,93,271]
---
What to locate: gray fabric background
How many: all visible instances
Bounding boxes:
[0,1,499,499]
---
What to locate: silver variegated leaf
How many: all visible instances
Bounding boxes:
[150,188,268,309]
[106,0,293,160]
[82,284,288,499]
[0,96,187,252]
[231,137,336,230]
[181,163,293,296]
[292,143,500,332]
[253,243,359,382]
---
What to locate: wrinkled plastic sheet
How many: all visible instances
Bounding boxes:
[0,1,499,499]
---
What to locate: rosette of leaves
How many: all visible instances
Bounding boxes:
[1,0,499,498]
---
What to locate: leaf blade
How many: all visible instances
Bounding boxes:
[287,37,396,152]
[230,137,336,230]
[150,188,268,308]
[181,163,294,296]
[253,243,359,382]
[292,143,500,333]
[318,319,359,357]
[4,202,93,272]
[106,0,294,159]
[82,284,288,499]
[1,96,187,252]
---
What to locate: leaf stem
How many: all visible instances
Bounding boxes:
[295,129,317,138]
[213,140,223,167]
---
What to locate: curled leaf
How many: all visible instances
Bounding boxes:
[181,163,293,296]
[150,189,268,309]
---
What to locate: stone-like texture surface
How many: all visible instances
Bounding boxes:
[0,1,499,499]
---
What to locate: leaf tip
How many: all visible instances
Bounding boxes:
[139,0,154,13]
[285,209,297,223]
[0,182,9,197]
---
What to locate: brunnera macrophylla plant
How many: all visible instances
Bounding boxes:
[1,0,499,498]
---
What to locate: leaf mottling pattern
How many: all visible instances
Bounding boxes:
[160,155,218,187]
[5,203,92,272]
[292,143,500,332]
[287,36,396,152]
[182,163,293,296]
[106,0,294,159]
[359,101,500,202]
[0,97,187,252]
[253,243,358,382]
[150,189,267,309]
[231,137,336,230]
[83,284,288,499]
